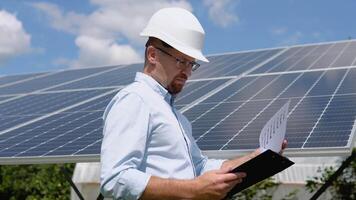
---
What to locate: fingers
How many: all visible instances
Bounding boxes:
[226,178,243,189]
[218,171,246,183]
[280,139,288,154]
[222,172,246,182]
[216,166,233,174]
[253,148,262,157]
[197,170,247,200]
[282,139,288,149]
[234,172,246,179]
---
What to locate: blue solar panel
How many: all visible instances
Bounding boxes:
[250,41,356,74]
[330,41,356,67]
[0,89,113,134]
[0,111,104,157]
[278,71,323,98]
[203,75,276,103]
[0,112,95,157]
[0,89,120,157]
[0,89,112,116]
[47,64,142,91]
[222,99,290,150]
[176,79,230,105]
[183,68,355,151]
[0,115,35,134]
[0,72,47,86]
[0,96,14,102]
[0,78,227,158]
[0,40,355,164]
[191,49,282,79]
[336,68,356,94]
[66,91,118,113]
[250,45,323,74]
[302,95,356,148]
[0,66,115,95]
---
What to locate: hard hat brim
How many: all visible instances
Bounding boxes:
[140,32,209,63]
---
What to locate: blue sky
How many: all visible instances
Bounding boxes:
[0,0,355,75]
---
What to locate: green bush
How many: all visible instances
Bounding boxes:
[230,177,279,200]
[0,164,74,200]
[306,148,356,200]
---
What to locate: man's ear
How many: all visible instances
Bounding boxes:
[146,46,157,64]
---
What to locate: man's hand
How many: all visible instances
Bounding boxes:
[190,167,246,200]
[280,139,288,154]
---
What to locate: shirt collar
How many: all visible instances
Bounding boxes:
[134,72,174,105]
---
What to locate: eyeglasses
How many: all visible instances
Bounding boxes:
[154,46,200,71]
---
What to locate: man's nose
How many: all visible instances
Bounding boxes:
[182,66,192,77]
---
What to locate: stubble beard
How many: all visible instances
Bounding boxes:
[167,74,188,95]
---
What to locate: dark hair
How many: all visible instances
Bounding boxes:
[144,37,173,66]
[145,37,173,48]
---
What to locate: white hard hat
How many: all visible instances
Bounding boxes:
[140,7,209,62]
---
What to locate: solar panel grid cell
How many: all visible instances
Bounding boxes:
[305,96,356,148]
[200,77,258,104]
[250,41,356,74]
[191,53,251,79]
[0,67,113,95]
[281,44,332,72]
[176,79,229,105]
[286,96,331,148]
[0,96,14,102]
[196,100,269,150]
[0,73,46,86]
[192,49,282,79]
[0,115,35,134]
[336,68,356,94]
[250,46,305,74]
[47,64,141,91]
[0,89,111,116]
[331,41,356,67]
[224,99,289,150]
[309,42,350,70]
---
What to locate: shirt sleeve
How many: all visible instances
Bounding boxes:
[100,91,151,200]
[181,114,226,176]
[191,141,226,175]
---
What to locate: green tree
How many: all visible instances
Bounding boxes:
[231,178,279,200]
[306,148,356,200]
[0,164,75,200]
[226,178,298,200]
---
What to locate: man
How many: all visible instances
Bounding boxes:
[100,7,286,200]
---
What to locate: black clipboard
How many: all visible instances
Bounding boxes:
[226,149,294,198]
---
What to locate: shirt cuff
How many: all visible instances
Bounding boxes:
[115,169,151,200]
[201,159,226,174]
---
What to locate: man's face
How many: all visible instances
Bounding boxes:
[157,47,193,95]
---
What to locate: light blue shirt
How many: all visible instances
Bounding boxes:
[100,72,225,199]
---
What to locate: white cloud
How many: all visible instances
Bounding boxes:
[73,35,141,67]
[30,2,84,34]
[31,0,192,68]
[280,31,303,46]
[0,10,31,64]
[271,27,288,35]
[87,0,192,44]
[203,0,239,28]
[270,27,304,46]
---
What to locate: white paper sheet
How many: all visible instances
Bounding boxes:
[259,101,290,153]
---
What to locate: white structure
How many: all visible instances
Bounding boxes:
[71,155,347,200]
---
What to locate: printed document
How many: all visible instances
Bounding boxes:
[259,101,290,153]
